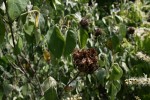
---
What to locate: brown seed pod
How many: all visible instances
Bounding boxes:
[95,28,102,37]
[72,48,99,74]
[80,18,89,28]
[127,27,135,34]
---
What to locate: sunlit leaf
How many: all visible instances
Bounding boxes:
[142,35,150,55]
[41,76,57,92]
[34,29,42,45]
[7,0,29,21]
[119,23,126,38]
[109,81,121,100]
[3,83,14,96]
[110,63,123,80]
[24,21,35,36]
[0,90,3,100]
[14,37,23,55]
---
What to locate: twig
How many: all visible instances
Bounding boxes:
[35,75,44,96]
[3,0,16,48]
[3,0,38,98]
[65,72,80,88]
[7,58,25,74]
[21,10,39,16]
[3,0,30,81]
[20,53,44,96]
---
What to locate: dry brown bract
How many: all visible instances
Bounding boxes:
[72,48,99,74]
[127,27,135,34]
[80,18,89,28]
[95,28,102,37]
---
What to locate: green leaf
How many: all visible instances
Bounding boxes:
[64,30,77,56]
[110,83,117,100]
[48,26,65,58]
[44,88,58,100]
[108,80,121,100]
[110,63,123,80]
[25,33,35,44]
[142,35,150,55]
[112,35,120,50]
[50,0,57,10]
[3,83,14,96]
[0,90,3,100]
[14,37,23,55]
[39,14,45,31]
[42,76,57,92]
[79,28,88,48]
[96,68,106,84]
[42,76,58,100]
[0,55,15,65]
[7,0,29,21]
[0,19,5,46]
[119,23,126,38]
[23,21,35,36]
[34,29,42,45]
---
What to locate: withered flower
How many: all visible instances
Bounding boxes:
[72,48,99,74]
[94,28,102,37]
[127,27,135,34]
[80,18,89,29]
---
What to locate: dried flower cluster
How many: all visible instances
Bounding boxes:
[136,52,150,62]
[72,48,99,74]
[125,76,150,86]
[127,27,135,34]
[80,18,89,28]
[94,28,102,37]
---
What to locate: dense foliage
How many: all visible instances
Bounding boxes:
[0,0,150,99]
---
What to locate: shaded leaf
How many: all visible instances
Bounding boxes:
[79,28,88,48]
[39,14,45,31]
[142,35,150,55]
[96,68,106,84]
[0,90,3,100]
[112,35,120,50]
[0,19,5,46]
[44,88,58,100]
[48,26,65,58]
[64,30,77,56]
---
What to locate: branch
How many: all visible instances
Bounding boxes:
[20,53,44,96]
[65,72,80,88]
[3,0,16,48]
